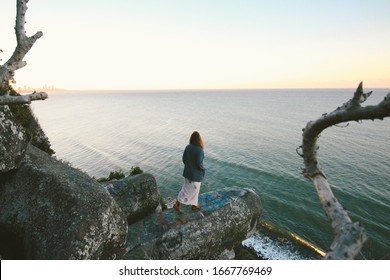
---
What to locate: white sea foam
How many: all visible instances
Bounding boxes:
[242,233,314,260]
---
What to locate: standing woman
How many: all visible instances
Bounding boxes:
[174,131,206,212]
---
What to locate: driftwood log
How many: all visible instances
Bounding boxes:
[300,82,390,259]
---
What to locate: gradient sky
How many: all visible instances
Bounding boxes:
[1,0,389,90]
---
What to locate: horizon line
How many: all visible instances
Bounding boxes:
[41,86,389,92]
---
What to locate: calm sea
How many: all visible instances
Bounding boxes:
[31,89,390,259]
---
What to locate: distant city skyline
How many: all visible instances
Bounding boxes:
[15,84,63,93]
[1,0,389,90]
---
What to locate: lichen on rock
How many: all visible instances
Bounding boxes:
[0,105,28,172]
[0,144,127,259]
[124,187,263,260]
[102,173,162,224]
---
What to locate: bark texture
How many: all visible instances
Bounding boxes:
[0,0,47,103]
[301,82,390,259]
[0,0,42,86]
[0,91,48,105]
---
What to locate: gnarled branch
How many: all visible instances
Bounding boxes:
[301,82,390,259]
[0,91,48,105]
[0,0,43,86]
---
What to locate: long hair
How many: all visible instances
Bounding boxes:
[189,131,205,149]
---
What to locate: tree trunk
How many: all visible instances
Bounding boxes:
[0,0,47,104]
[301,82,390,259]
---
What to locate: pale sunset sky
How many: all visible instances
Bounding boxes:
[1,0,389,90]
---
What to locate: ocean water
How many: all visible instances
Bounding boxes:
[31,89,390,259]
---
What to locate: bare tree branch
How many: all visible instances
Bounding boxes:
[302,82,390,178]
[301,82,390,259]
[0,0,43,86]
[0,91,48,105]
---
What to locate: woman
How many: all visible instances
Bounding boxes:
[174,131,206,212]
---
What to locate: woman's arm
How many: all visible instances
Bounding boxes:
[197,149,205,170]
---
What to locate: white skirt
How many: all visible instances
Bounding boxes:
[177,178,201,206]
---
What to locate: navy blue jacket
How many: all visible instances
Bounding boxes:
[182,144,205,182]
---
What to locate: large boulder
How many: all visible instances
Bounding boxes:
[0,145,127,259]
[102,173,162,224]
[123,187,262,260]
[0,105,28,172]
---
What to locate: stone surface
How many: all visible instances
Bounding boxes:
[123,187,262,260]
[9,104,54,155]
[0,145,127,259]
[102,173,162,224]
[0,105,27,172]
